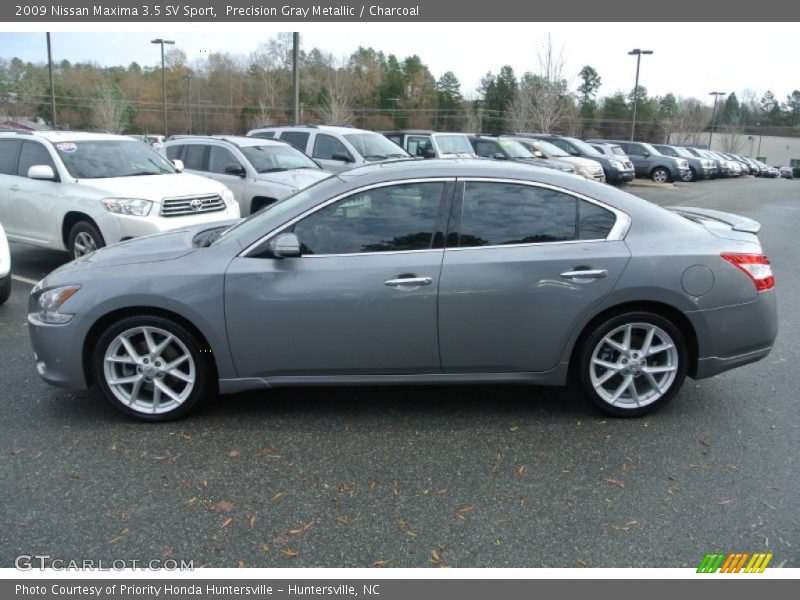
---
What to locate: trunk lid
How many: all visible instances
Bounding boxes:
[666,206,762,243]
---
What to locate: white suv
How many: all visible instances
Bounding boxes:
[0,131,240,259]
[246,125,410,173]
[163,136,332,215]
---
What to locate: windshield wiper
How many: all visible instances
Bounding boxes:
[259,167,288,173]
[128,171,162,176]
[363,154,389,160]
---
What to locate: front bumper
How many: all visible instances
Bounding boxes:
[28,312,91,390]
[606,169,635,184]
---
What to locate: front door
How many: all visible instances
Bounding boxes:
[224,180,453,378]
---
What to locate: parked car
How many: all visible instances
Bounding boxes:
[468,135,576,174]
[587,139,690,183]
[719,152,755,176]
[652,144,716,181]
[502,135,605,182]
[586,142,637,184]
[163,136,332,215]
[523,134,634,185]
[246,125,409,173]
[28,159,777,421]
[681,148,727,177]
[778,166,795,179]
[0,221,10,305]
[381,130,475,158]
[0,131,240,259]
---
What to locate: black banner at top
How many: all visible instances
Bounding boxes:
[3,0,799,22]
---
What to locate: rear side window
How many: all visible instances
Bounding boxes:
[0,139,19,175]
[457,182,617,247]
[165,145,184,160]
[17,142,56,177]
[312,134,349,160]
[250,131,276,139]
[279,131,310,151]
[183,145,207,170]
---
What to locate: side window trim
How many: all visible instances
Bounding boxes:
[447,177,630,250]
[240,178,457,258]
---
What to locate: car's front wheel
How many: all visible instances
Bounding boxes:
[93,315,211,421]
[578,312,688,417]
[68,221,105,259]
[651,167,671,183]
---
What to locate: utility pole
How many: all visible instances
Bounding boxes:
[151,38,175,136]
[292,32,299,125]
[185,74,192,134]
[628,49,653,141]
[708,91,726,150]
[46,33,57,128]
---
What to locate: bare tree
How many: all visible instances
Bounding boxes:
[92,83,126,133]
[316,61,354,125]
[505,92,530,133]
[718,118,746,153]
[668,98,712,146]
[526,36,571,133]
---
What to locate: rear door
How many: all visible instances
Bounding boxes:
[438,179,631,373]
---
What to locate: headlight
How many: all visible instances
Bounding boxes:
[36,285,81,324]
[609,159,623,170]
[101,198,153,216]
[221,189,236,206]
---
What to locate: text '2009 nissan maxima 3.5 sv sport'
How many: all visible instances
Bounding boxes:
[28,159,778,421]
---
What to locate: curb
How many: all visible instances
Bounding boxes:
[629,179,676,189]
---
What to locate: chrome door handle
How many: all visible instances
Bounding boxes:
[384,276,433,287]
[560,269,608,279]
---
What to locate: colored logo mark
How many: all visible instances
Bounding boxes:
[697,552,773,573]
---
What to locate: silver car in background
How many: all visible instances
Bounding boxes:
[28,159,778,421]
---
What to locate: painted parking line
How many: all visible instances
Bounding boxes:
[11,274,39,286]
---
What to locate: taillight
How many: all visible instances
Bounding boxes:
[721,253,775,291]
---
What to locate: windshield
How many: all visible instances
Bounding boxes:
[54,140,176,178]
[498,139,534,158]
[672,146,694,158]
[434,134,474,155]
[563,138,603,157]
[533,139,570,157]
[640,143,662,156]
[240,144,319,172]
[344,133,409,160]
[656,145,678,157]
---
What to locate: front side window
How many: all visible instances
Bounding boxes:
[208,146,242,174]
[473,141,500,158]
[312,134,350,160]
[407,136,434,157]
[291,182,445,255]
[457,183,618,247]
[55,140,175,178]
[18,142,56,177]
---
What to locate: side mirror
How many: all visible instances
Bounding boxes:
[331,152,354,163]
[493,152,507,160]
[269,232,302,258]
[533,150,545,158]
[421,147,436,159]
[28,165,56,181]
[225,164,247,177]
[172,159,184,172]
[642,151,651,158]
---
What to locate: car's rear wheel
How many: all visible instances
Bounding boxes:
[93,315,211,421]
[68,221,105,259]
[651,167,671,183]
[578,312,687,417]
[688,167,697,182]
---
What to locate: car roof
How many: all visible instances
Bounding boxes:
[380,129,435,136]
[249,124,373,135]
[166,135,287,148]
[0,130,135,143]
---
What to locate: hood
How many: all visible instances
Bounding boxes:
[560,156,603,169]
[514,157,574,173]
[61,220,240,271]
[255,168,332,189]
[74,173,229,202]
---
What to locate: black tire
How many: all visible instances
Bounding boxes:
[689,167,697,182]
[67,220,105,259]
[93,315,212,421]
[650,167,671,184]
[577,311,688,417]
[0,275,10,305]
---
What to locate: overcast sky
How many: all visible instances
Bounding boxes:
[1,23,797,104]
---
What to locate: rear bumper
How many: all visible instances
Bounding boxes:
[689,290,778,379]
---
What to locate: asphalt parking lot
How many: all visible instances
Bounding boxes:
[1,176,798,568]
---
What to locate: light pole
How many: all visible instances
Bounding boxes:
[388,97,399,126]
[184,74,192,134]
[292,32,299,125]
[151,38,175,136]
[628,48,653,141]
[708,91,726,150]
[46,33,57,128]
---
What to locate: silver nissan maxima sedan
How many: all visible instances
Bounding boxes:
[28,159,778,421]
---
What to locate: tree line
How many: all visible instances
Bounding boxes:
[1,33,798,149]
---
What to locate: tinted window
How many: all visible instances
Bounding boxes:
[0,140,20,175]
[473,140,500,158]
[279,131,310,151]
[208,146,241,174]
[312,134,349,160]
[623,143,646,156]
[579,201,616,240]
[292,182,444,255]
[250,131,276,139]
[407,135,433,157]
[165,144,183,160]
[459,182,576,247]
[183,145,206,170]
[18,142,56,177]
